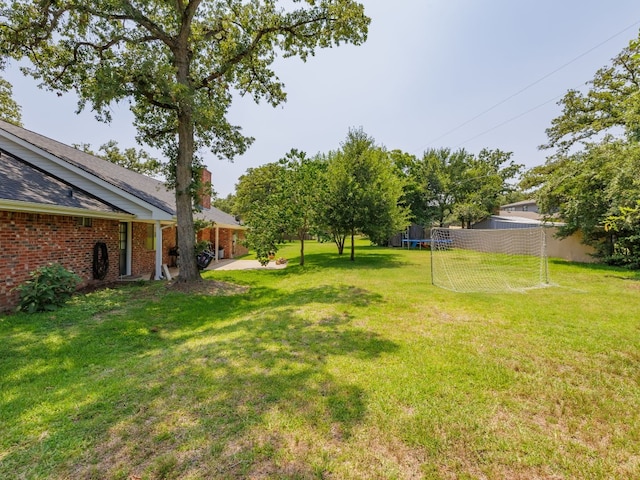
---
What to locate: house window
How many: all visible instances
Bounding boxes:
[522,205,528,211]
[75,217,93,227]
[145,224,156,250]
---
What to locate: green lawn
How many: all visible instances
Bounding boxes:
[1,240,639,479]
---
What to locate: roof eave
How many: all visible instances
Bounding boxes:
[0,129,174,220]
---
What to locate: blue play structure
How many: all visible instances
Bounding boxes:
[401,238,431,249]
[401,238,452,249]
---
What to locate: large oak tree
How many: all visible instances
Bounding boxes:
[0,0,369,282]
[542,35,640,153]
[524,32,640,265]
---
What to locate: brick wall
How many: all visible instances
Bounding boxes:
[163,226,178,267]
[197,227,248,259]
[0,211,246,310]
[0,211,119,311]
[130,222,156,277]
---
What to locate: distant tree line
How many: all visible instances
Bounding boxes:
[223,31,640,269]
[220,128,523,265]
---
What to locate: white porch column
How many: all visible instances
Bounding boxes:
[215,225,220,262]
[154,221,163,280]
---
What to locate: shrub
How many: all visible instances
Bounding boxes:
[194,240,212,255]
[14,264,82,313]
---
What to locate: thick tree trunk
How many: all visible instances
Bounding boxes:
[173,39,201,283]
[174,122,201,282]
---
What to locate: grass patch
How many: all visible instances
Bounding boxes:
[1,240,639,479]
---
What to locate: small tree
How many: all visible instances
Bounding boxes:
[235,162,288,265]
[605,200,640,268]
[234,150,326,266]
[319,128,408,260]
[279,150,326,266]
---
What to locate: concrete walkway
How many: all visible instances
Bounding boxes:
[205,258,287,271]
[129,258,287,281]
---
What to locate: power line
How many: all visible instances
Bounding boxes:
[413,18,640,154]
[454,93,564,147]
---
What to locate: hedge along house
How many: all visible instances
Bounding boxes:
[0,119,247,311]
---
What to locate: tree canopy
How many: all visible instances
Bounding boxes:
[542,35,640,153]
[75,140,164,177]
[524,32,640,267]
[523,138,640,265]
[399,147,522,229]
[0,76,21,126]
[212,193,237,216]
[1,0,370,281]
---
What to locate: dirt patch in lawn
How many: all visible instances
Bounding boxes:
[166,279,249,296]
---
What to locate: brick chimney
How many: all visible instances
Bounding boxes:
[200,168,212,209]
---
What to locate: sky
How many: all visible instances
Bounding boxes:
[3,0,640,197]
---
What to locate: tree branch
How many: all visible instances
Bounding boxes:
[77,2,176,49]
[198,13,331,88]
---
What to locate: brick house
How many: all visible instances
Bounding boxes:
[0,119,247,311]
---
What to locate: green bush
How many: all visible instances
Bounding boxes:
[14,263,82,313]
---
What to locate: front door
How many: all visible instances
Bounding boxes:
[119,222,128,276]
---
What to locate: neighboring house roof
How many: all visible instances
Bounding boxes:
[497,209,544,221]
[490,215,547,225]
[0,119,243,229]
[501,199,537,209]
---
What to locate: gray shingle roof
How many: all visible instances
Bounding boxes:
[196,205,243,227]
[0,119,176,214]
[0,119,243,227]
[0,152,124,213]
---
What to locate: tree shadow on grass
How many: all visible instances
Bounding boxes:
[0,282,397,479]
